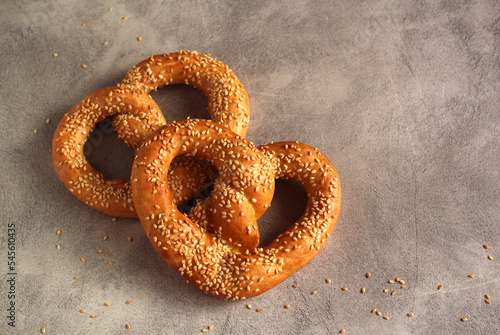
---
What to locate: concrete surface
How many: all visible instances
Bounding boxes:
[1,0,499,334]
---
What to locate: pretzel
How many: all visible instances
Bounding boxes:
[131,119,341,299]
[53,51,251,217]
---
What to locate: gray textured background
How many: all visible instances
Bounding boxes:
[1,1,499,334]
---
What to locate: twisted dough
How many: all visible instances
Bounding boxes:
[132,119,341,299]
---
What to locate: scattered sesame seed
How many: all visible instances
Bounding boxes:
[485,299,491,304]
[391,291,397,296]
[126,324,130,329]
[461,317,468,322]
[80,309,86,313]
[103,41,109,45]
[341,287,348,291]
[438,285,443,290]
[292,285,298,288]
[80,257,86,262]
[383,316,389,320]
[311,291,317,294]
[468,274,475,278]
[34,128,38,133]
[53,53,58,57]
[488,255,493,260]
[246,304,252,309]
[361,287,366,294]
[340,330,346,334]
[91,315,97,318]
[366,272,371,278]
[284,304,291,309]
[407,313,414,317]
[325,278,331,283]
[128,237,133,242]
[82,64,87,68]
[109,8,112,11]
[123,16,128,20]
[485,294,491,299]
[208,325,214,330]
[401,285,407,289]
[125,300,131,304]
[112,217,118,222]
[41,328,46,333]
[97,250,102,254]
[108,261,115,265]
[256,309,263,312]
[56,230,61,235]
[105,302,111,306]
[56,244,61,249]
[201,330,208,333]
[483,244,489,249]
[137,36,142,41]
[389,280,395,284]
[371,309,377,313]
[383,289,389,293]
[74,276,80,280]
[103,236,108,241]
[376,311,381,316]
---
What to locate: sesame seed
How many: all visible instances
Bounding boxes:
[340,330,346,333]
[103,236,108,241]
[53,53,58,57]
[292,285,298,288]
[137,36,142,41]
[389,280,395,284]
[407,313,414,317]
[125,300,131,304]
[256,309,262,312]
[105,302,111,306]
[325,278,331,283]
[108,261,115,265]
[485,299,491,304]
[82,22,87,26]
[123,16,128,20]
[56,244,61,249]
[82,64,88,68]
[284,304,291,309]
[376,311,381,316]
[56,230,61,235]
[311,291,317,294]
[126,324,130,329]
[468,274,475,278]
[34,128,38,133]
[488,255,493,260]
[361,287,366,294]
[208,325,214,330]
[103,41,109,45]
[485,294,491,299]
[80,309,86,313]
[483,244,489,249]
[383,316,389,320]
[112,217,118,222]
[371,309,377,313]
[91,315,97,318]
[366,272,371,278]
[383,289,389,293]
[438,285,443,290]
[80,257,86,262]
[341,287,348,291]
[391,291,397,296]
[74,276,80,280]
[201,330,208,333]
[41,328,46,333]
[246,304,252,309]
[461,317,468,322]
[128,237,133,242]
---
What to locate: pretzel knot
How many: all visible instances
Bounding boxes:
[131,119,341,299]
[52,51,250,217]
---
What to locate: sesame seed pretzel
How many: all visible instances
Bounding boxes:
[53,51,252,217]
[52,87,212,217]
[131,119,341,299]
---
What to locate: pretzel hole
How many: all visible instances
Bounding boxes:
[83,116,135,180]
[257,179,308,248]
[149,85,209,122]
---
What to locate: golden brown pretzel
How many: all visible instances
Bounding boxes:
[131,119,341,299]
[52,87,211,217]
[53,51,252,217]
